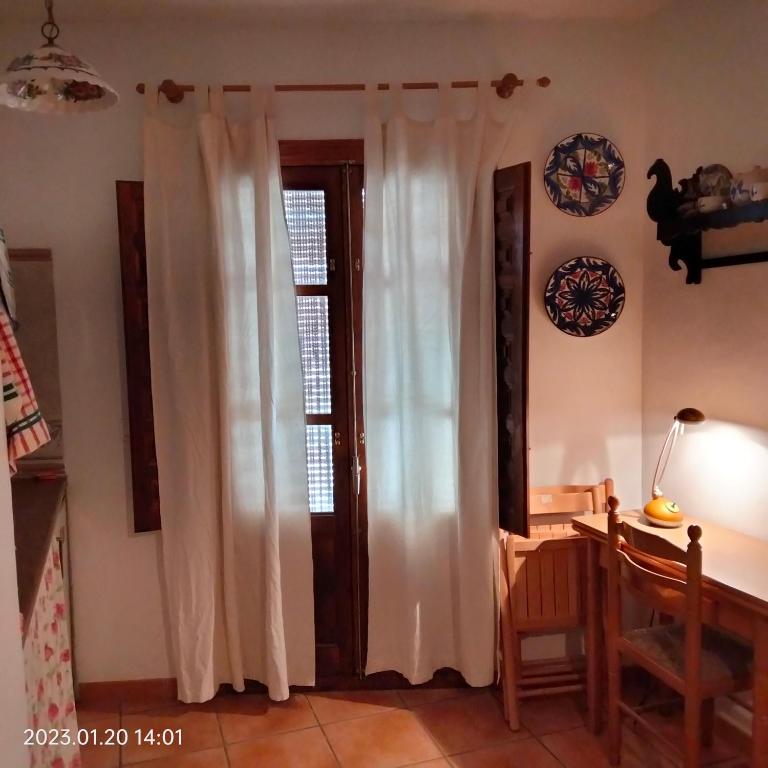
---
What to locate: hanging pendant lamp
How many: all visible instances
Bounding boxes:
[0,0,118,114]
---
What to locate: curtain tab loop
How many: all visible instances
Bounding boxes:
[365,82,380,119]
[492,80,515,124]
[251,85,273,119]
[390,82,405,117]
[144,81,158,115]
[208,84,225,117]
[437,80,453,118]
[193,83,210,114]
[477,81,491,115]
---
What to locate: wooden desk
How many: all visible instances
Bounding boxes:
[572,510,768,768]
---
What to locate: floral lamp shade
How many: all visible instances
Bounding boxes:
[0,0,118,114]
[0,45,118,114]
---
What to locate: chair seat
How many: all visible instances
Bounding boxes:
[623,623,753,683]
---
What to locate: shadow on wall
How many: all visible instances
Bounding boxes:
[530,236,638,495]
[665,419,768,541]
[552,431,613,492]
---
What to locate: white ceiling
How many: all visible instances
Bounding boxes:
[1,0,672,23]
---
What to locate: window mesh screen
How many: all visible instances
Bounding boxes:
[284,190,327,285]
[296,296,332,415]
[306,425,334,514]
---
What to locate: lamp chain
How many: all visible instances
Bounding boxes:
[41,0,60,46]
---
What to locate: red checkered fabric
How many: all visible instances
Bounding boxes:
[0,308,50,473]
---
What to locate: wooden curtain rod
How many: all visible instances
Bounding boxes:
[136,73,551,103]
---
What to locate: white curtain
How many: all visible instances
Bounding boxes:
[363,84,511,685]
[143,85,315,703]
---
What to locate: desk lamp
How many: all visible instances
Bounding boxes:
[644,407,706,527]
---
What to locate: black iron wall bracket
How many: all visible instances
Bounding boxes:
[647,158,768,285]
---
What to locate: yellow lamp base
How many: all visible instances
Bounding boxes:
[643,496,684,528]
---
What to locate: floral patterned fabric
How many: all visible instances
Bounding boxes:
[23,533,80,768]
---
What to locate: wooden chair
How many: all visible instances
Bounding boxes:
[605,496,753,767]
[499,479,614,730]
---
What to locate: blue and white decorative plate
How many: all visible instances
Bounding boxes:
[544,133,625,216]
[545,257,625,337]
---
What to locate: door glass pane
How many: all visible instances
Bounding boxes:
[297,296,331,414]
[284,190,327,285]
[306,425,334,514]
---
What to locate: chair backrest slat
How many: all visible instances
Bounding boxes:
[617,547,691,618]
[530,490,594,516]
[500,479,613,638]
[620,523,688,564]
[606,496,704,688]
[618,547,687,592]
[529,478,614,521]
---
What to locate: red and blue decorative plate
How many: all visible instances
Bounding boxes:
[544,133,625,216]
[545,257,625,337]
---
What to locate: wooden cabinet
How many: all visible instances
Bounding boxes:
[13,477,79,767]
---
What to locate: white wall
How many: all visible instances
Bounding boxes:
[0,16,647,682]
[643,0,768,540]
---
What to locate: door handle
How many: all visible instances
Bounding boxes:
[353,456,362,495]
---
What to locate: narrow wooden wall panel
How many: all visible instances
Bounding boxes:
[493,163,531,535]
[116,180,160,533]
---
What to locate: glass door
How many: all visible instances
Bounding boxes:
[282,163,365,682]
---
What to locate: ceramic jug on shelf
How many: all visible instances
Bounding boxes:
[731,166,768,206]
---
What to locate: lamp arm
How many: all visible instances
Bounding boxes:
[651,420,681,499]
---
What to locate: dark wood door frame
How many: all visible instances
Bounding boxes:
[345,163,368,684]
[279,141,368,686]
[282,162,364,683]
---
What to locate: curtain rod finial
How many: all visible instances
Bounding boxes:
[496,72,524,99]
[160,79,185,104]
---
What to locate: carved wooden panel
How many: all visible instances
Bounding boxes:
[494,163,531,536]
[116,180,161,533]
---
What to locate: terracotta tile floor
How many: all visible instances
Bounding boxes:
[78,687,745,768]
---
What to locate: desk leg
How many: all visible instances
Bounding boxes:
[586,538,603,734]
[754,618,768,768]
